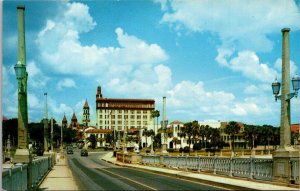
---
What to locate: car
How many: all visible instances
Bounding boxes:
[67,147,73,154]
[81,149,88,156]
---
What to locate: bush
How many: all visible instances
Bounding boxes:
[167,148,175,152]
[183,146,190,153]
[193,142,201,151]
[205,148,221,152]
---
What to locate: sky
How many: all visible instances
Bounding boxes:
[2,0,300,127]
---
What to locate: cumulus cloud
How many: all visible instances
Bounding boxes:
[216,48,278,83]
[36,2,168,81]
[27,61,49,88]
[57,78,76,90]
[157,0,300,52]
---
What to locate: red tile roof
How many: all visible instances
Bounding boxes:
[291,124,300,134]
[85,129,112,133]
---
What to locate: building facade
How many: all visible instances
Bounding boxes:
[95,86,155,132]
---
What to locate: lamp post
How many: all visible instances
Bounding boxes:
[161,96,168,154]
[13,5,30,163]
[43,93,50,155]
[123,120,128,154]
[13,5,33,191]
[271,28,300,183]
[60,120,64,159]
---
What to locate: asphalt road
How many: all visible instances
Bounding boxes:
[66,149,230,190]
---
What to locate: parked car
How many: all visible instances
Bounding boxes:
[67,147,73,154]
[81,149,88,156]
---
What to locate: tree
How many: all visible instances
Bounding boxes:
[143,129,155,147]
[88,134,97,149]
[151,110,160,134]
[259,125,274,150]
[243,124,258,149]
[182,120,199,153]
[209,128,221,150]
[2,118,18,147]
[224,121,240,153]
[105,132,114,146]
[172,137,178,149]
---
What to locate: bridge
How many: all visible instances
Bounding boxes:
[2,150,299,190]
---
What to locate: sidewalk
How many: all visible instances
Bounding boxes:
[38,153,79,190]
[102,152,299,191]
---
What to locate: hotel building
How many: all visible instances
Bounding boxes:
[95,86,155,132]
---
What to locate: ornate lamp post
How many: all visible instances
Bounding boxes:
[13,5,30,164]
[271,28,300,183]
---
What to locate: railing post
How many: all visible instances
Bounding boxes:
[197,156,200,172]
[185,156,188,171]
[249,157,254,179]
[229,157,233,177]
[213,156,217,174]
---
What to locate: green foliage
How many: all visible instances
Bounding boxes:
[2,118,18,147]
[88,134,97,149]
[225,121,240,151]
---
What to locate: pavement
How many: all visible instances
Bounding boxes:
[38,151,299,190]
[38,153,79,190]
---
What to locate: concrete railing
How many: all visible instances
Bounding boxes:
[2,155,54,190]
[142,155,273,182]
[291,158,299,184]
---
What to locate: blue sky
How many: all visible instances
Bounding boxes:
[3,0,300,126]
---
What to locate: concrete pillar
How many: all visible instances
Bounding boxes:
[272,28,299,184]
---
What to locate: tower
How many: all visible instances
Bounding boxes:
[62,113,68,128]
[82,99,90,127]
[70,112,78,129]
[96,85,103,99]
[70,112,77,129]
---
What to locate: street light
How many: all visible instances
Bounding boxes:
[271,28,299,183]
[272,75,300,101]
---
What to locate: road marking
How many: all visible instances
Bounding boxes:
[124,167,232,190]
[96,168,157,191]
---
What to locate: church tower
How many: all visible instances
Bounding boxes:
[82,99,90,127]
[70,112,78,129]
[62,113,68,128]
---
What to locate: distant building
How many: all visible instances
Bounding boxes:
[70,112,79,129]
[84,126,112,147]
[82,99,90,127]
[95,86,155,131]
[62,114,68,128]
[95,85,155,148]
[291,124,300,134]
[220,122,246,149]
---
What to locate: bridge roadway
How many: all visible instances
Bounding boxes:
[39,149,298,190]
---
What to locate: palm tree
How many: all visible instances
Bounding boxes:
[259,125,273,151]
[224,121,240,153]
[243,124,258,149]
[151,110,160,134]
[172,137,178,150]
[182,120,199,154]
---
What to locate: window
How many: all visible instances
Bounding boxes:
[131,115,135,119]
[137,115,141,119]
[118,115,122,119]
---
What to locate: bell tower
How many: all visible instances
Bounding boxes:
[82,99,90,127]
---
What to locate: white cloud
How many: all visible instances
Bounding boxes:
[27,61,49,88]
[216,49,278,83]
[36,2,168,81]
[57,78,76,90]
[157,0,300,52]
[244,84,270,94]
[274,58,298,77]
[28,93,42,110]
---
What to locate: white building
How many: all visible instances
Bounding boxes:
[95,86,155,147]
